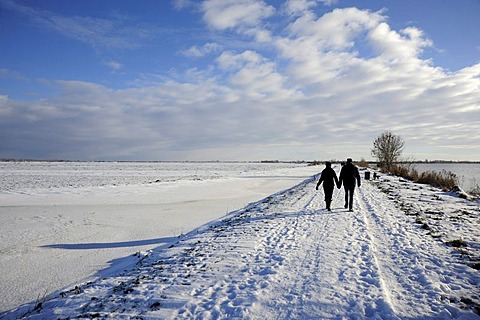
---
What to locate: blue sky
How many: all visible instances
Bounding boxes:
[1,0,479,161]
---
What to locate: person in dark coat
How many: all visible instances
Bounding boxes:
[316,161,339,211]
[338,158,361,211]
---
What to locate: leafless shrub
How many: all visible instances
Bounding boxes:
[390,165,458,191]
[371,131,405,172]
[416,170,458,191]
[356,158,370,168]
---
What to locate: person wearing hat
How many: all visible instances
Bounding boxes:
[338,158,361,211]
[315,161,339,211]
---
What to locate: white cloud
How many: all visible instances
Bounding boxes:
[217,50,263,70]
[216,50,300,100]
[368,23,432,62]
[319,0,339,6]
[0,95,11,116]
[104,60,123,71]
[283,0,318,16]
[1,4,479,161]
[180,43,223,58]
[199,0,276,51]
[201,0,275,30]
[0,68,28,81]
[181,46,204,58]
[2,0,156,49]
[286,8,384,52]
[2,55,479,160]
[173,0,195,10]
[282,0,338,16]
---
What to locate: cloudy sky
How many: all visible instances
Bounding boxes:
[1,0,479,161]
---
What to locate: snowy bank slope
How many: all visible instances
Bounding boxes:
[4,173,479,319]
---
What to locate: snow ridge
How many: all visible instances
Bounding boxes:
[3,174,479,319]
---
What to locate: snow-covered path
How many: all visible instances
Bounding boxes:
[168,179,476,319]
[5,175,479,319]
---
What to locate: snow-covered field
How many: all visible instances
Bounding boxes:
[1,162,479,319]
[0,161,318,314]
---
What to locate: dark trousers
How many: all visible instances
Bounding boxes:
[323,184,334,209]
[344,185,355,210]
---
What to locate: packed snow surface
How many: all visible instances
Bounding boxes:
[1,162,479,319]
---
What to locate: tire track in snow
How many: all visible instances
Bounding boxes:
[355,186,399,316]
[250,181,401,319]
[355,181,463,318]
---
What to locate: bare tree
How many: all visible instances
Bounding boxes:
[371,131,405,171]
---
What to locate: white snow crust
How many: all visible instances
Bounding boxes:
[1,163,479,319]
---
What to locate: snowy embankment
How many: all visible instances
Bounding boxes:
[2,166,480,319]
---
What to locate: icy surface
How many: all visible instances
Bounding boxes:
[0,161,305,191]
[1,164,479,319]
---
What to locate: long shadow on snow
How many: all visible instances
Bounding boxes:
[40,236,178,250]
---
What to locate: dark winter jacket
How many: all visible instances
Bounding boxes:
[316,167,339,188]
[339,162,361,188]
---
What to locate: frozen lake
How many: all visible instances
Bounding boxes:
[414,163,480,192]
[0,161,310,191]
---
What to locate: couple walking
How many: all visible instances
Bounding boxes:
[315,158,361,211]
